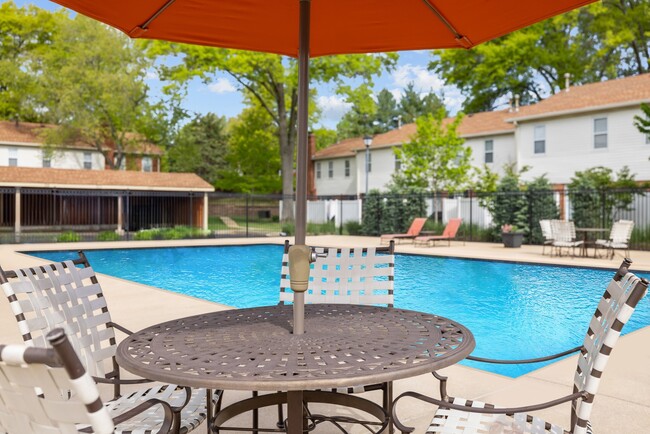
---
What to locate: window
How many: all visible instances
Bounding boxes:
[316,162,321,179]
[594,117,607,148]
[142,156,152,172]
[328,161,333,178]
[534,125,545,154]
[83,152,92,169]
[484,140,494,163]
[344,160,350,177]
[42,156,51,168]
[395,155,401,172]
[367,152,372,173]
[8,148,17,167]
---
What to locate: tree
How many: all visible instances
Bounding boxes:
[526,175,559,244]
[392,109,470,194]
[568,166,642,228]
[336,83,383,139]
[399,83,446,124]
[634,102,650,139]
[219,106,281,194]
[167,113,228,186]
[38,15,155,169]
[147,42,397,221]
[490,165,529,238]
[430,2,649,112]
[0,2,60,122]
[375,89,399,131]
[312,128,338,151]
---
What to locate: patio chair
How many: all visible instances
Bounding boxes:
[392,258,648,434]
[550,219,583,257]
[380,217,427,244]
[539,219,554,255]
[0,327,180,434]
[595,219,634,259]
[279,240,395,430]
[0,252,217,434]
[413,218,462,247]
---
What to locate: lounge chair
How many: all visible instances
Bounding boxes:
[414,218,462,247]
[0,328,179,434]
[279,240,395,430]
[380,217,427,244]
[539,219,554,255]
[551,219,583,257]
[392,258,648,434]
[0,252,217,434]
[595,219,634,259]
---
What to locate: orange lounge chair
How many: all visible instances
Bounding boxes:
[414,218,462,246]
[380,217,427,244]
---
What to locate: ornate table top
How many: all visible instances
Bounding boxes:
[116,304,474,391]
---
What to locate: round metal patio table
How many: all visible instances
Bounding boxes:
[116,304,475,433]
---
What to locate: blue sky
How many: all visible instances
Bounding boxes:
[14,0,465,129]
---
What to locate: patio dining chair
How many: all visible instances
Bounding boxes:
[550,220,583,257]
[0,327,179,434]
[539,219,554,255]
[391,258,648,434]
[279,240,395,430]
[595,219,634,259]
[0,252,217,434]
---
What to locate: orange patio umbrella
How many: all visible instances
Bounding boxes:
[50,0,597,333]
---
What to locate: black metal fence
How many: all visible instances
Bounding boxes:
[2,186,650,250]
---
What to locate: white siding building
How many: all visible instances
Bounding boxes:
[314,73,650,195]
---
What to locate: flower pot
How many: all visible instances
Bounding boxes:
[502,232,524,248]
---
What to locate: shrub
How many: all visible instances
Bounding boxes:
[57,231,81,242]
[344,221,363,235]
[97,231,121,241]
[281,223,294,236]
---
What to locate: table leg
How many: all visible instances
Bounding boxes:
[287,390,304,434]
[206,389,212,434]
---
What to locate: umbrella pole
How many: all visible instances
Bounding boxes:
[292,0,311,336]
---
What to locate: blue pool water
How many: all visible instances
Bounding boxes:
[30,245,650,378]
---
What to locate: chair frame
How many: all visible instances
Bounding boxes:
[550,220,583,257]
[539,219,554,256]
[595,219,634,260]
[392,258,648,434]
[0,327,176,434]
[0,251,215,434]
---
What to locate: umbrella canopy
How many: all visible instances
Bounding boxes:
[50,0,597,334]
[51,0,596,56]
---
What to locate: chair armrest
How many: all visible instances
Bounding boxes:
[391,390,586,433]
[466,345,581,365]
[93,376,154,386]
[108,321,134,336]
[113,398,175,434]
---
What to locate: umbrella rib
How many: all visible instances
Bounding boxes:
[420,0,472,48]
[140,0,177,29]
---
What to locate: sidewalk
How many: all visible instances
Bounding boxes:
[1,236,648,432]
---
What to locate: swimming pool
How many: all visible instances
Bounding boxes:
[30,245,650,378]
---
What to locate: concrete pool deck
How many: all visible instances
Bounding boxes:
[1,236,648,433]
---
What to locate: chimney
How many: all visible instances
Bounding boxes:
[397,115,402,129]
[564,73,571,92]
[514,94,520,112]
[307,132,317,197]
[508,96,514,113]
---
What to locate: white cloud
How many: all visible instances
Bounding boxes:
[317,95,352,125]
[145,70,159,80]
[208,78,237,94]
[391,64,444,94]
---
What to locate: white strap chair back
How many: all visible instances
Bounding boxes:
[539,219,553,240]
[279,241,395,306]
[571,261,647,433]
[610,220,634,244]
[550,220,573,243]
[0,329,114,434]
[1,259,117,380]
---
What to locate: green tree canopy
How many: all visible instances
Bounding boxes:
[430,1,649,112]
[37,14,155,169]
[167,113,228,186]
[0,2,60,122]
[634,102,650,138]
[392,109,470,194]
[399,83,446,124]
[219,106,281,194]
[146,42,397,220]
